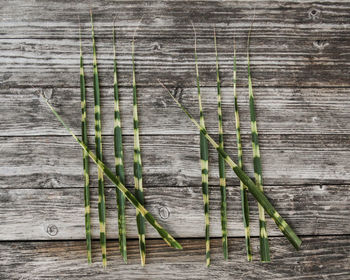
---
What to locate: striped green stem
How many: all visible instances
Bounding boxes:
[247,28,270,262]
[113,24,128,264]
[90,11,107,267]
[45,99,183,251]
[132,31,146,266]
[213,28,228,260]
[233,38,252,261]
[79,23,92,264]
[192,23,210,267]
[159,81,302,250]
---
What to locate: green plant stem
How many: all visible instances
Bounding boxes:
[233,38,252,261]
[247,27,270,262]
[90,11,107,267]
[192,23,210,267]
[159,81,302,250]
[213,28,228,260]
[45,99,183,251]
[79,23,92,264]
[132,29,146,266]
[113,24,128,264]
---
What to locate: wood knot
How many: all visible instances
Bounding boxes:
[152,42,161,52]
[47,224,58,236]
[313,40,329,50]
[158,206,170,220]
[308,8,321,20]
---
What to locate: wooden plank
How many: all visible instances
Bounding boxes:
[2,1,350,39]
[2,87,350,136]
[1,36,349,88]
[0,185,348,240]
[1,134,350,187]
[0,236,349,279]
[1,2,350,87]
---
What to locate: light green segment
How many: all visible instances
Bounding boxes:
[213,28,228,260]
[45,99,183,251]
[247,28,270,262]
[90,11,107,268]
[132,33,146,266]
[159,82,302,251]
[113,25,128,264]
[193,23,210,267]
[233,39,252,261]
[79,24,92,264]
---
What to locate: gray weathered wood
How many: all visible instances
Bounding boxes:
[0,237,349,279]
[1,0,349,278]
[1,135,350,187]
[0,185,348,240]
[2,87,350,136]
[1,1,350,88]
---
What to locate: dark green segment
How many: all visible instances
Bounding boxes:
[132,34,146,266]
[247,28,270,262]
[45,100,183,251]
[160,83,302,250]
[90,11,107,267]
[113,25,128,263]
[193,23,210,267]
[233,40,252,261]
[214,28,228,260]
[79,25,92,264]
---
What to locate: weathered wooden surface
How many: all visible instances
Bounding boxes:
[1,1,350,88]
[0,185,349,240]
[0,237,349,280]
[2,87,350,136]
[1,135,350,187]
[1,0,350,279]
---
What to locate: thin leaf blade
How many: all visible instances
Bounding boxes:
[44,100,183,251]
[113,24,128,264]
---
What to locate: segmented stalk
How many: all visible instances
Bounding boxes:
[132,31,146,266]
[247,27,270,262]
[233,38,252,261]
[213,28,228,260]
[192,23,210,267]
[90,11,107,267]
[159,81,302,250]
[113,24,128,263]
[79,23,92,264]
[45,99,183,250]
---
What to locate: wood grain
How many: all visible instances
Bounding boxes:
[1,0,349,278]
[0,185,348,240]
[1,2,350,88]
[0,237,349,279]
[2,87,350,136]
[1,135,349,187]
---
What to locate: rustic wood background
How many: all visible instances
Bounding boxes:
[1,1,350,279]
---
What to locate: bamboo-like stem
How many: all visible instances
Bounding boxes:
[159,81,302,250]
[233,38,253,261]
[213,28,228,260]
[79,22,92,264]
[192,23,210,267]
[247,25,270,262]
[45,99,183,250]
[113,24,128,264]
[90,11,107,267]
[132,24,146,266]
